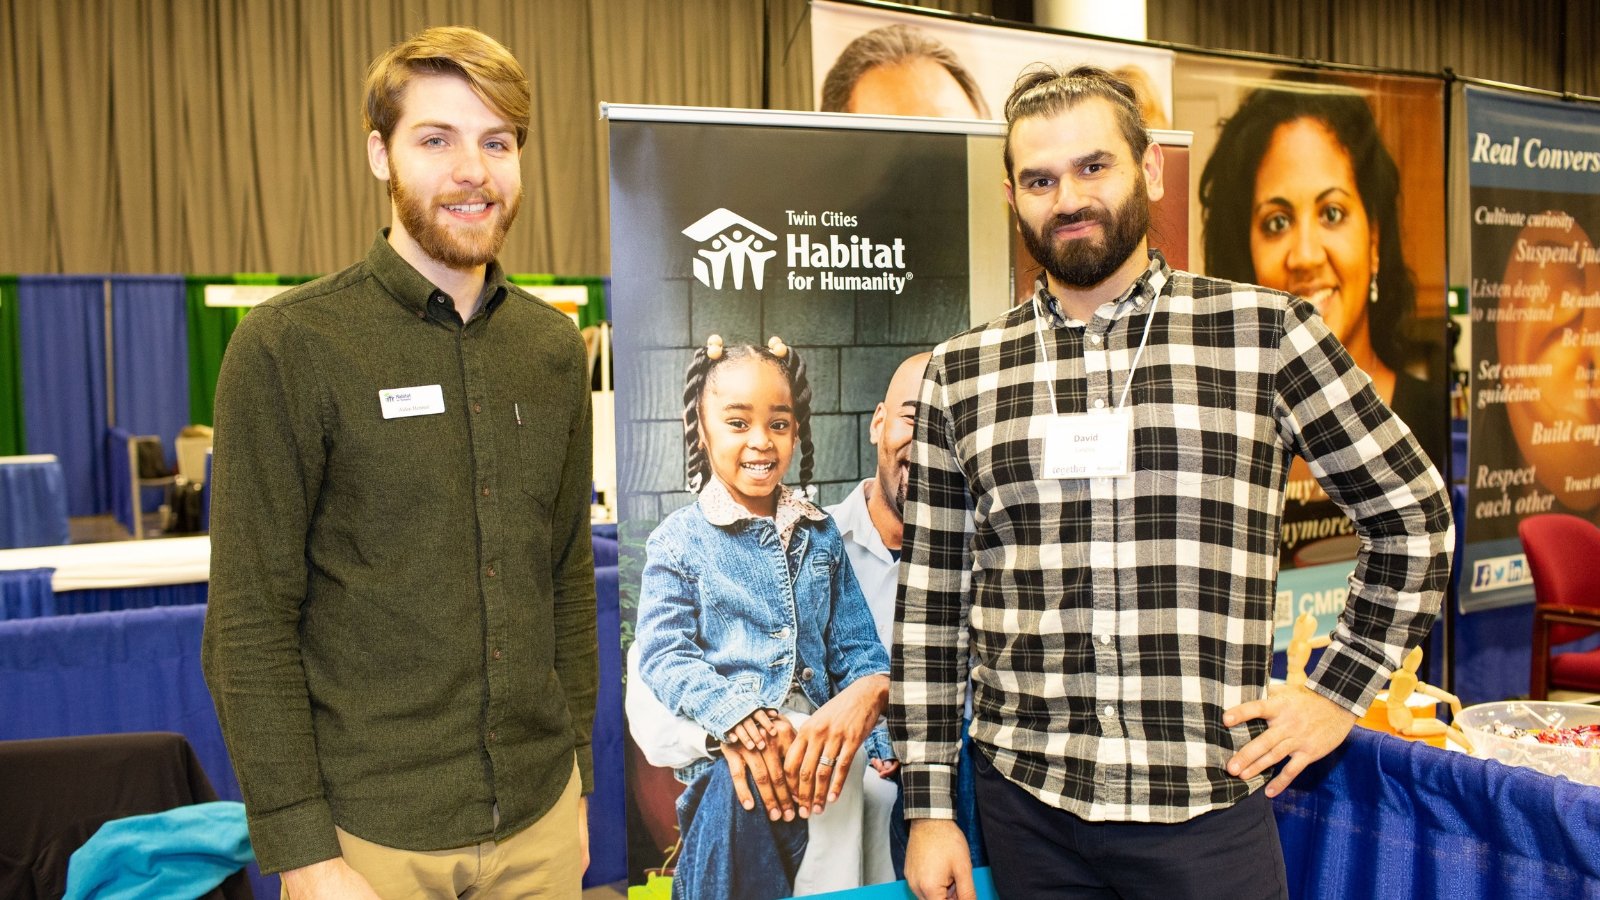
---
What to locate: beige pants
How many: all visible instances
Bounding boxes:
[284,764,583,899]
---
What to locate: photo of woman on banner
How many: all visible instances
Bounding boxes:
[819,24,990,119]
[631,334,892,899]
[1200,82,1446,564]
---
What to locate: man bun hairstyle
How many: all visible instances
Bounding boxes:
[1002,64,1149,179]
[682,335,815,495]
[363,25,531,148]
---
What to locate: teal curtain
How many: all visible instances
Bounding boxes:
[0,276,24,455]
[507,275,609,329]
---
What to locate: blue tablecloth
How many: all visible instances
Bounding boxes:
[0,567,56,619]
[0,456,71,549]
[0,567,208,621]
[1274,725,1600,897]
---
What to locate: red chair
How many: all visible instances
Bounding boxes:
[1521,513,1600,700]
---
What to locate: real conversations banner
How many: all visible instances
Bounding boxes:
[1461,86,1600,611]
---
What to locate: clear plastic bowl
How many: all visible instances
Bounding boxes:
[1455,700,1600,786]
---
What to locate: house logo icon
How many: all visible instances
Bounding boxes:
[682,208,777,290]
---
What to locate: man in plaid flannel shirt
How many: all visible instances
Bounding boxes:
[891,65,1453,899]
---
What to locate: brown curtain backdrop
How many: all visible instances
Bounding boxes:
[1149,0,1600,97]
[4,0,1593,276]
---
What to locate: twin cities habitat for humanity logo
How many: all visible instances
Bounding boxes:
[681,207,913,294]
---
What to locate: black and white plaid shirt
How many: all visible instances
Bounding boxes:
[891,252,1453,823]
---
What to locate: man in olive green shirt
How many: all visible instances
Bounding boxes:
[202,27,597,898]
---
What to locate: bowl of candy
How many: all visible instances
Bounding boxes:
[1455,701,1600,786]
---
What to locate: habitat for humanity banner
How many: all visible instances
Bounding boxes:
[1462,87,1600,611]
[606,105,1008,898]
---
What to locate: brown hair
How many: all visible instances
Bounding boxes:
[363,26,530,148]
[819,24,990,118]
[1002,64,1148,180]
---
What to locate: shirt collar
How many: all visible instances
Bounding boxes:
[699,476,827,543]
[365,228,509,322]
[831,480,894,564]
[1034,248,1169,327]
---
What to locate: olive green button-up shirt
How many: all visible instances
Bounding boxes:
[203,233,597,874]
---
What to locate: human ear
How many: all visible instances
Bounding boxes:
[1141,141,1165,204]
[367,131,390,181]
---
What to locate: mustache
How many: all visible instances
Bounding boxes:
[438,187,505,205]
[1048,208,1107,230]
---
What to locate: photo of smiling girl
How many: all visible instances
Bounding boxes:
[633,334,892,900]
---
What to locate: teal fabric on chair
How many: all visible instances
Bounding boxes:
[64,801,252,900]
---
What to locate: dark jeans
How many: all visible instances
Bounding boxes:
[974,747,1289,900]
[671,757,808,900]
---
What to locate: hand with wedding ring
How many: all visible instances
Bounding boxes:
[783,674,889,818]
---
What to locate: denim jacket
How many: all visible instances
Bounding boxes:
[636,496,891,781]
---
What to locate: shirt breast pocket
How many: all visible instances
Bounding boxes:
[799,553,836,620]
[517,416,566,512]
[1134,399,1239,485]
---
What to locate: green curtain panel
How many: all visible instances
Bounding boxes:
[186,274,316,426]
[0,276,25,455]
[507,275,609,329]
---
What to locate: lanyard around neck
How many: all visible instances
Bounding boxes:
[1032,291,1160,417]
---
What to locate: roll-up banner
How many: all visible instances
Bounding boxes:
[1170,57,1449,647]
[606,104,1009,898]
[1460,87,1600,612]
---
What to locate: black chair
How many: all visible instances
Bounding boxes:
[0,731,252,899]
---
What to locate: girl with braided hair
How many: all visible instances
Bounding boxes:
[634,335,892,899]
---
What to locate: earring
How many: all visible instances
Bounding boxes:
[1369,276,1379,306]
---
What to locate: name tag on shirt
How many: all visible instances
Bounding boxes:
[379,385,446,419]
[1042,410,1132,478]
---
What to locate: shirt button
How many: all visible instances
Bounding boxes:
[480,485,490,497]
[774,627,790,639]
[1093,398,1106,409]
[486,565,497,578]
[800,667,815,682]
[492,648,503,660]
[1088,334,1102,345]
[488,730,498,742]
[1100,634,1112,645]
[1103,705,1115,717]
[473,402,483,414]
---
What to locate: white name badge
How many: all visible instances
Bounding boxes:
[379,384,446,419]
[1042,410,1132,479]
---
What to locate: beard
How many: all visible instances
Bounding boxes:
[1019,176,1149,289]
[876,455,908,520]
[390,170,522,270]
